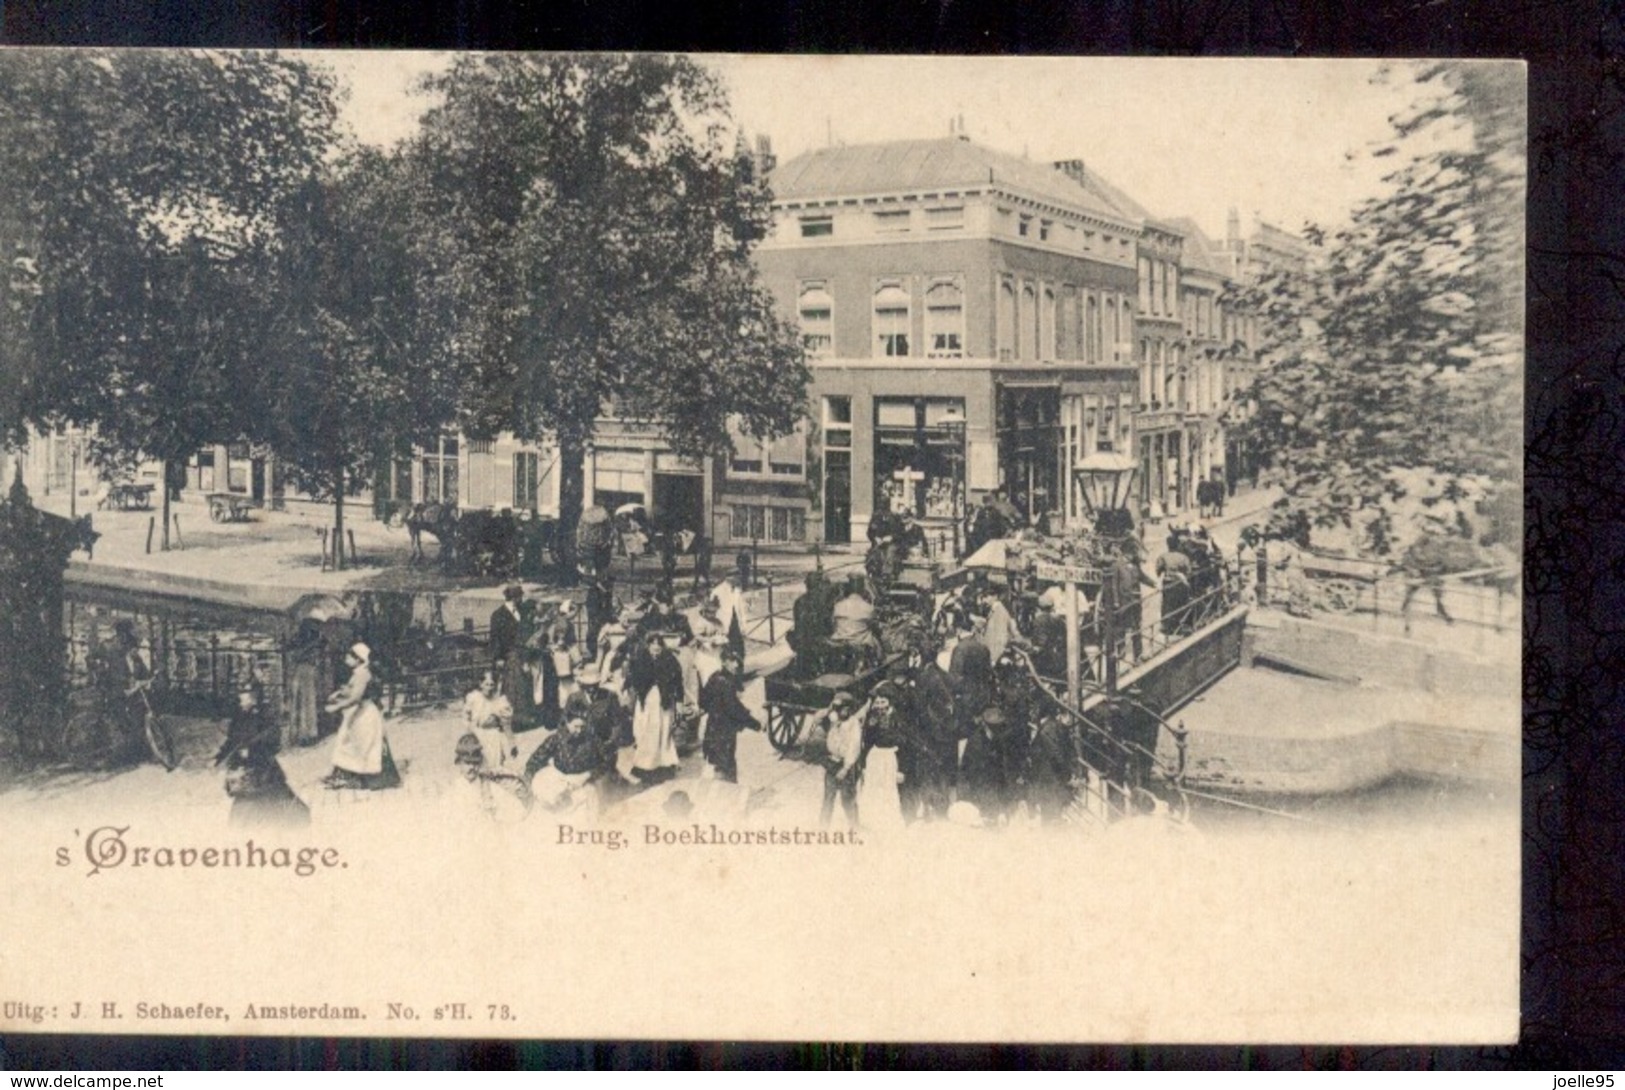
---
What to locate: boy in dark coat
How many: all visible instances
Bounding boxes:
[700,650,760,783]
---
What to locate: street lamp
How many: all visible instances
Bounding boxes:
[1074,451,1139,544]
[939,405,966,559]
[1074,451,1139,701]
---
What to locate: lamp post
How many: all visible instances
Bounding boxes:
[1073,450,1142,791]
[940,405,966,559]
[1074,451,1140,698]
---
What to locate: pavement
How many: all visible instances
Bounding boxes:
[35,488,868,657]
[0,672,836,834]
[9,479,1517,816]
[39,481,1279,625]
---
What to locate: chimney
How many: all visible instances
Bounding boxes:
[1053,159,1087,187]
[754,133,776,176]
[1227,206,1241,244]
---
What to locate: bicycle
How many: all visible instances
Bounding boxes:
[61,680,176,771]
[134,682,177,771]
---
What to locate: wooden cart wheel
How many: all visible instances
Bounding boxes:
[766,708,804,754]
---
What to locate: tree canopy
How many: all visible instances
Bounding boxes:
[252,147,461,563]
[405,54,808,562]
[0,50,345,545]
[1233,61,1524,557]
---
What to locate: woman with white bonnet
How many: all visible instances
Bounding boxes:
[323,642,401,790]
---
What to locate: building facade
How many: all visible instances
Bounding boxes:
[753,135,1142,544]
[1169,217,1239,501]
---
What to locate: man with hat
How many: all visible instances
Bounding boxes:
[1110,540,1155,664]
[1030,587,1069,680]
[959,705,1015,824]
[562,663,627,755]
[96,618,153,764]
[1156,538,1195,637]
[948,609,993,750]
[490,584,534,713]
[813,690,863,829]
[699,648,760,784]
[490,584,526,667]
[900,638,956,822]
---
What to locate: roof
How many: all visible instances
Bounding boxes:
[1060,162,1155,223]
[1057,159,1187,246]
[770,138,1128,223]
[1165,216,1230,278]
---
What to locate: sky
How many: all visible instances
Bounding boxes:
[317,53,1437,242]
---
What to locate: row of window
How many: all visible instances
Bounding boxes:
[995,279,1133,364]
[794,205,1135,260]
[1138,256,1181,319]
[798,204,966,240]
[800,275,1137,363]
[798,277,966,360]
[1137,339,1227,415]
[1000,208,1133,259]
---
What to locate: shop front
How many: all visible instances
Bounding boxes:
[996,382,1061,526]
[1136,410,1186,520]
[872,396,966,526]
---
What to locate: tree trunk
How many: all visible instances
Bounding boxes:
[161,456,172,551]
[333,457,346,571]
[557,437,585,585]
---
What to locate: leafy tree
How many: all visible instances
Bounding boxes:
[1232,61,1524,558]
[408,54,808,575]
[253,149,461,569]
[0,50,343,547]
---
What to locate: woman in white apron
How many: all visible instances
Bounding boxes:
[854,685,906,831]
[323,643,401,790]
[464,668,516,769]
[626,632,682,783]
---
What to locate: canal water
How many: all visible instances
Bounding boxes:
[1186,772,1518,834]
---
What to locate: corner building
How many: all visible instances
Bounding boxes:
[754,136,1141,545]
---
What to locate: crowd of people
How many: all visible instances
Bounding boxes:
[170,491,1239,832]
[779,494,1248,832]
[454,579,764,818]
[805,620,1084,832]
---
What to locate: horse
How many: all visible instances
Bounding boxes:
[650,526,713,591]
[1196,478,1225,519]
[39,510,99,560]
[404,502,459,566]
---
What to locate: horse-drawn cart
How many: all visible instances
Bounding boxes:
[206,492,256,522]
[102,482,154,511]
[760,653,901,755]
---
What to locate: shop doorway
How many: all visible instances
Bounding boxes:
[652,472,704,535]
[823,451,851,543]
[996,384,1061,525]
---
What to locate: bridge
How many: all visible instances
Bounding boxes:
[1027,580,1250,823]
